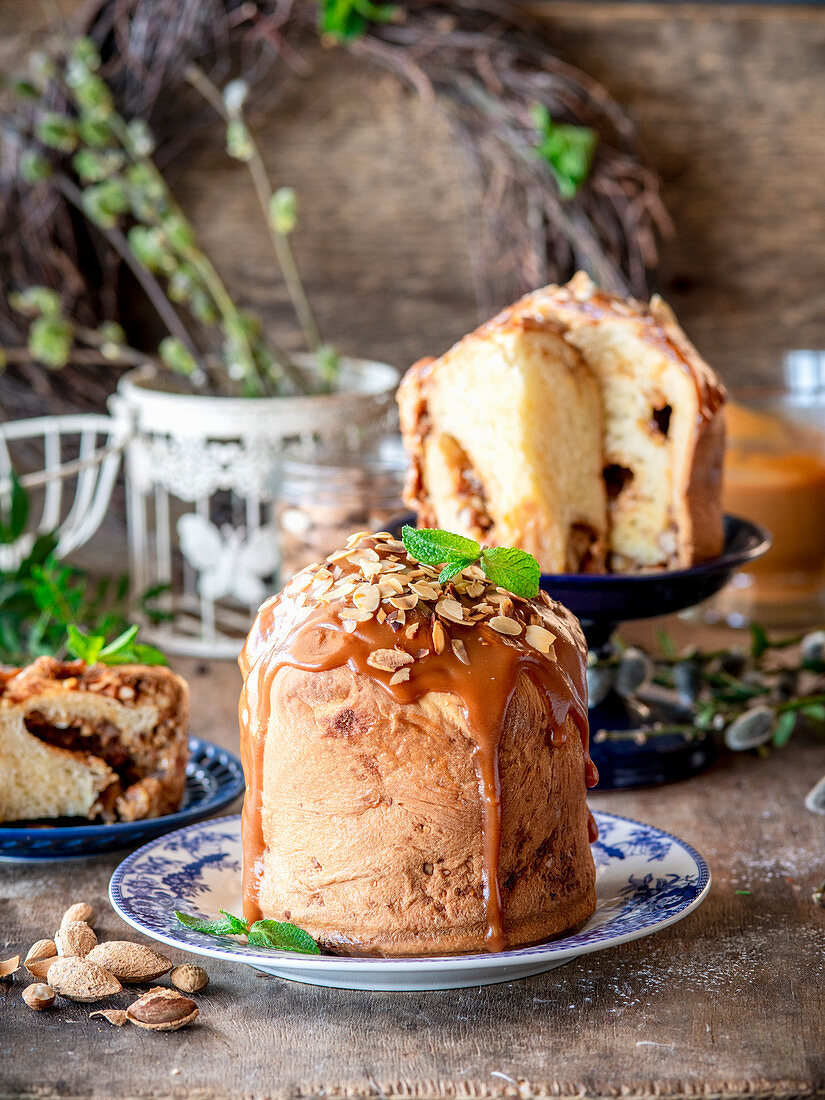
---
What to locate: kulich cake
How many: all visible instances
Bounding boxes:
[398,272,727,573]
[0,658,189,823]
[239,532,597,957]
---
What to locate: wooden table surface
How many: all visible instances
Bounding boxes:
[2,620,825,1100]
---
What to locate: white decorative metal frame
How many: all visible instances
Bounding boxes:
[0,413,129,572]
[110,359,399,658]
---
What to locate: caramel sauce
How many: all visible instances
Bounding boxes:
[239,537,596,951]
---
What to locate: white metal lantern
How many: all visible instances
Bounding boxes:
[110,360,399,658]
[0,413,129,572]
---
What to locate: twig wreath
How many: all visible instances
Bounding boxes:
[0,0,668,412]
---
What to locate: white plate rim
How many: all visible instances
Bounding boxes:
[109,810,711,972]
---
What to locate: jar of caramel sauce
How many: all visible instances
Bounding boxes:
[715,393,825,626]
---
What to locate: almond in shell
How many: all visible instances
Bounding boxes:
[60,902,95,927]
[169,963,209,994]
[86,941,172,983]
[25,939,57,968]
[47,956,121,1003]
[55,921,97,958]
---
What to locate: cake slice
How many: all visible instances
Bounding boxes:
[517,273,727,570]
[0,657,189,823]
[398,273,727,573]
[398,314,608,573]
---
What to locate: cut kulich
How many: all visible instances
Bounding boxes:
[239,532,597,958]
[0,658,189,822]
[398,272,726,574]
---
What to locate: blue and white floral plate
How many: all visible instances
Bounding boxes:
[0,738,244,863]
[109,811,710,990]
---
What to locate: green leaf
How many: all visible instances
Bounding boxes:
[438,559,477,585]
[65,623,167,666]
[159,336,198,377]
[71,73,114,120]
[772,710,797,748]
[78,115,114,148]
[0,472,30,544]
[749,622,770,660]
[28,316,73,369]
[20,150,52,183]
[35,112,78,153]
[656,628,677,659]
[318,0,398,42]
[226,118,254,162]
[10,286,62,317]
[401,526,481,569]
[70,37,102,73]
[480,546,541,599]
[67,624,105,663]
[531,103,596,201]
[175,909,249,937]
[247,919,321,955]
[81,179,129,229]
[269,187,297,235]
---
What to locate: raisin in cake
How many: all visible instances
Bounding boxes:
[239,531,597,957]
[398,273,727,573]
[0,658,189,823]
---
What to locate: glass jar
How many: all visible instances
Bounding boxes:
[705,352,825,628]
[276,436,408,577]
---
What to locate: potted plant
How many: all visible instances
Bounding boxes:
[4,37,398,654]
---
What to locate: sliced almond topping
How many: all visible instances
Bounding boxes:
[466,580,486,597]
[389,668,411,685]
[409,580,441,601]
[389,593,419,611]
[435,598,465,624]
[499,597,515,618]
[360,560,383,582]
[339,607,374,623]
[405,621,420,640]
[525,624,557,653]
[490,615,523,636]
[432,620,447,655]
[452,639,470,665]
[311,575,334,597]
[474,602,493,615]
[342,618,358,634]
[415,648,431,659]
[353,583,380,612]
[376,608,387,624]
[378,576,405,596]
[367,649,416,673]
[383,539,407,552]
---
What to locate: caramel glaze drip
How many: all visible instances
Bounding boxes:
[239,535,598,953]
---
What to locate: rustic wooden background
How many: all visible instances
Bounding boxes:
[2,2,825,391]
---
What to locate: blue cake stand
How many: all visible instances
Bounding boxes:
[539,515,771,789]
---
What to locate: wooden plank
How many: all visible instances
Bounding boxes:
[2,626,824,1100]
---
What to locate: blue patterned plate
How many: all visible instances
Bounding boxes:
[0,738,244,863]
[109,811,710,990]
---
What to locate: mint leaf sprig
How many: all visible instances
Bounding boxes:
[175,909,320,955]
[66,623,167,666]
[401,526,541,599]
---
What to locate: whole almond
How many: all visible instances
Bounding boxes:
[127,987,198,1032]
[0,956,19,979]
[22,983,54,1011]
[25,939,57,968]
[86,942,172,983]
[90,1008,128,1027]
[25,956,57,981]
[47,957,121,1003]
[60,902,95,928]
[170,963,209,994]
[55,921,97,958]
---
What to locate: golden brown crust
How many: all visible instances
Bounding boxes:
[256,667,594,957]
